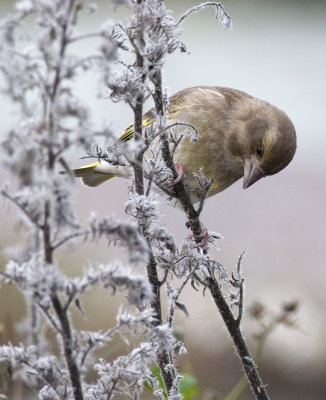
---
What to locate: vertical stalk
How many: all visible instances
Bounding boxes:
[129,7,178,394]
[133,93,145,195]
[42,199,84,400]
[51,295,84,400]
[41,2,84,399]
[149,68,180,396]
[150,52,270,400]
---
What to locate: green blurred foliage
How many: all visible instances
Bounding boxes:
[146,365,199,400]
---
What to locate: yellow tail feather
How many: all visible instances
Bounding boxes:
[73,163,115,187]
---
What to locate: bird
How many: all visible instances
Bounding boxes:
[72,86,296,200]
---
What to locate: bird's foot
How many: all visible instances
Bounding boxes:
[188,224,210,251]
[188,224,222,251]
[173,162,186,184]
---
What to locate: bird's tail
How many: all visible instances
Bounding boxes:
[72,162,132,187]
[72,162,113,187]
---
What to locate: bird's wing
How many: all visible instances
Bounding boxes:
[72,86,225,187]
[118,97,183,142]
[119,109,157,142]
[118,86,245,143]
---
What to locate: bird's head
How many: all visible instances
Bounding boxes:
[242,111,296,189]
[228,103,296,189]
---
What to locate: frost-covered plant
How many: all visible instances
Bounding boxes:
[0,1,271,400]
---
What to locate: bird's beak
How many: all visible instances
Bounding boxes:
[243,158,265,189]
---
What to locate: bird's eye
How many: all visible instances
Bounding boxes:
[256,146,264,158]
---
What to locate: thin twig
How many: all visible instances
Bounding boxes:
[167,266,197,328]
[176,2,232,29]
[68,32,103,43]
[52,231,88,251]
[23,359,64,400]
[1,190,43,230]
[38,304,62,334]
[69,55,103,71]
[236,252,245,325]
[145,151,160,196]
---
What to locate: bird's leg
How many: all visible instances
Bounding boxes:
[173,162,186,184]
[188,223,210,250]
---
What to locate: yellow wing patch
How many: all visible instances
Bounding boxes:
[119,111,175,142]
[119,118,153,142]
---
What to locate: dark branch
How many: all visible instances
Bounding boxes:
[208,275,270,400]
[149,48,270,400]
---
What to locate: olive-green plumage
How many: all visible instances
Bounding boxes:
[73,86,297,198]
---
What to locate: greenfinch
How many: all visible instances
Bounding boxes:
[73,86,296,199]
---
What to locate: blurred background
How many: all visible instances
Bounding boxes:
[1,0,326,399]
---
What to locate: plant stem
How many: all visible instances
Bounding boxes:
[51,295,84,400]
[151,68,270,400]
[147,62,180,397]
[209,277,270,400]
[42,203,84,400]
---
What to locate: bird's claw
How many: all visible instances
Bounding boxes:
[188,225,222,251]
[173,162,186,184]
[188,224,210,250]
[192,229,210,250]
